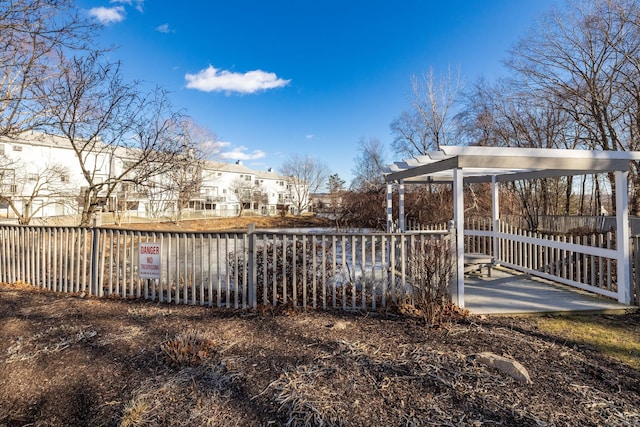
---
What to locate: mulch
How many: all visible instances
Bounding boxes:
[0,282,639,426]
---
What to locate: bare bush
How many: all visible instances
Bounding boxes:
[407,237,456,325]
[228,238,335,306]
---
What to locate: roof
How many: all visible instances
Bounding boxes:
[0,130,83,150]
[205,161,286,180]
[383,146,640,184]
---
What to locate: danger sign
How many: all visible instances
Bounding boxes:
[139,242,161,279]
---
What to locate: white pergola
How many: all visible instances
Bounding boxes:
[383,145,640,307]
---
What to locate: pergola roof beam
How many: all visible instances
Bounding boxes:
[385,156,460,182]
[384,153,633,184]
[441,145,640,160]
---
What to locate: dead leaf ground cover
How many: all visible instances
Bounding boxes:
[1,282,639,427]
[102,214,335,232]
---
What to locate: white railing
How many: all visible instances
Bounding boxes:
[0,225,455,311]
[405,219,449,232]
[463,219,620,300]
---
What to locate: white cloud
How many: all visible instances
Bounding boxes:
[185,66,290,94]
[219,145,266,161]
[155,23,171,33]
[305,134,315,140]
[111,0,144,13]
[88,6,125,24]
[210,141,231,152]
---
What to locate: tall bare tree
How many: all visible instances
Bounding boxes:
[0,0,93,137]
[280,154,329,215]
[351,137,386,191]
[327,173,345,211]
[36,51,184,225]
[506,0,640,212]
[391,66,463,157]
[158,118,220,223]
[390,110,430,157]
[459,75,601,226]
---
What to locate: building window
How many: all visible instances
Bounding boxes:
[61,174,69,182]
[245,175,252,181]
[0,145,4,155]
[28,173,38,181]
[12,146,22,152]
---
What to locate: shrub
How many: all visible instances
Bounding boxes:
[160,329,216,368]
[228,238,335,306]
[406,237,455,325]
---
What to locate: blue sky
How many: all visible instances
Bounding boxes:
[76,0,557,185]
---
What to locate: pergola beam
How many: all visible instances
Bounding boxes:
[385,155,631,184]
[385,156,460,182]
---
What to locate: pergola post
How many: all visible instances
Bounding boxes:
[399,179,405,232]
[453,168,465,307]
[615,170,631,304]
[386,182,393,233]
[491,176,500,262]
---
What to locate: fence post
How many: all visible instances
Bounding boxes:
[447,220,456,300]
[90,215,100,296]
[247,223,257,309]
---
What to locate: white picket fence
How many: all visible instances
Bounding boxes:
[0,225,455,311]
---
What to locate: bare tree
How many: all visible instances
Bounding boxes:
[0,161,76,224]
[280,154,330,215]
[506,0,640,212]
[351,137,386,191]
[229,176,266,217]
[0,0,94,137]
[35,51,184,225]
[338,137,388,229]
[459,75,595,225]
[391,66,463,157]
[143,181,175,220]
[390,110,430,157]
[156,118,220,223]
[327,173,345,212]
[321,173,346,227]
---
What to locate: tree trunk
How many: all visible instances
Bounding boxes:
[564,175,573,215]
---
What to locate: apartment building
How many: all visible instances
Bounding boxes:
[0,131,305,222]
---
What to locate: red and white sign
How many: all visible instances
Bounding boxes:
[139,242,161,279]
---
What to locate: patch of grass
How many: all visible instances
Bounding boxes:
[536,313,640,370]
[119,400,153,427]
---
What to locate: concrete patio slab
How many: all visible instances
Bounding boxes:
[464,267,637,315]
